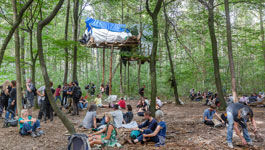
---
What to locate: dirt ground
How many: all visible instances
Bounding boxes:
[0,98,264,150]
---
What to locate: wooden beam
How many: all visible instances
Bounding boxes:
[102,47,105,84]
[109,45,114,95]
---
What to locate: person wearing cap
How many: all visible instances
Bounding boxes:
[226,103,257,148]
[203,104,224,126]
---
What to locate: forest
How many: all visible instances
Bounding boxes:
[0,0,264,149]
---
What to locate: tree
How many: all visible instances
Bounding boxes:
[259,0,265,88]
[0,0,33,69]
[198,0,226,109]
[72,0,79,82]
[63,0,71,84]
[37,0,76,134]
[163,2,181,105]
[146,0,163,116]
[224,0,238,102]
[12,0,22,117]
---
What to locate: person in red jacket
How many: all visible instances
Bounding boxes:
[117,97,126,109]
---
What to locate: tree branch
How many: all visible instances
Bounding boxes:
[198,0,209,8]
[145,0,152,16]
[214,0,265,8]
[0,0,34,69]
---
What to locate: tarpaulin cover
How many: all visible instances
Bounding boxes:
[85,17,130,33]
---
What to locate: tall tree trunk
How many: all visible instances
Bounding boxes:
[120,57,123,95]
[72,0,79,82]
[146,0,163,116]
[63,0,70,84]
[163,2,180,105]
[206,1,226,109]
[109,46,114,95]
[224,0,238,102]
[137,60,141,89]
[12,0,22,117]
[21,21,26,90]
[127,61,130,96]
[259,1,265,88]
[29,31,37,85]
[37,0,75,134]
[96,49,101,85]
[0,0,33,69]
[102,48,105,84]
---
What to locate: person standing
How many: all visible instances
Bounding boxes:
[0,80,11,118]
[100,84,105,96]
[26,79,35,109]
[37,85,46,120]
[105,84,109,96]
[67,82,74,113]
[62,83,68,106]
[5,80,17,120]
[139,85,145,98]
[44,82,55,122]
[71,81,82,116]
[55,85,62,106]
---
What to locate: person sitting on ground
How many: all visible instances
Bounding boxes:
[156,96,163,109]
[128,111,158,144]
[117,97,126,109]
[78,96,88,110]
[19,109,42,138]
[226,103,257,148]
[239,95,249,105]
[94,94,108,108]
[89,113,118,147]
[137,98,148,117]
[142,110,167,147]
[110,104,123,128]
[195,91,203,101]
[123,105,134,124]
[80,104,97,129]
[248,93,258,103]
[203,104,224,127]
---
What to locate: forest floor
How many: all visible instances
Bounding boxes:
[0,98,264,150]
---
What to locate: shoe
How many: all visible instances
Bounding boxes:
[31,132,37,138]
[35,131,41,137]
[38,130,44,135]
[247,141,253,146]
[227,142,233,148]
[70,114,76,116]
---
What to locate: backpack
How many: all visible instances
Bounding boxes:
[67,134,91,150]
[73,86,82,101]
[3,119,18,128]
[130,130,141,139]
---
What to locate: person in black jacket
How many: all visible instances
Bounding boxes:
[0,80,11,117]
[5,80,16,120]
[71,81,82,116]
[44,82,55,122]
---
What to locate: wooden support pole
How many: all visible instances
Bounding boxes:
[102,47,105,84]
[120,56,123,95]
[109,45,114,95]
[127,60,129,96]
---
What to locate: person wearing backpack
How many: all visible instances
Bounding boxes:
[88,113,118,147]
[26,79,36,109]
[71,81,82,116]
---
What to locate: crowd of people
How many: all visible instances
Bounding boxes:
[0,79,167,148]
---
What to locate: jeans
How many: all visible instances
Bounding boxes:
[62,94,67,105]
[38,100,46,120]
[55,96,62,106]
[20,120,40,135]
[78,102,88,109]
[226,111,252,143]
[5,98,16,120]
[137,129,159,143]
[27,98,34,108]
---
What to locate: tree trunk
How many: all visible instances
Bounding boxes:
[137,60,141,90]
[259,1,265,88]
[37,0,75,134]
[224,0,238,102]
[12,0,23,117]
[127,61,130,96]
[102,48,105,84]
[21,21,26,90]
[207,1,226,109]
[146,0,163,116]
[109,46,114,95]
[72,0,79,82]
[163,2,180,105]
[63,0,70,84]
[0,0,33,69]
[120,57,123,95]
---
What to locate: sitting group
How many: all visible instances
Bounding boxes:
[79,96,166,148]
[136,97,163,117]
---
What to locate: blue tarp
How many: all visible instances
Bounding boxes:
[85,17,130,33]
